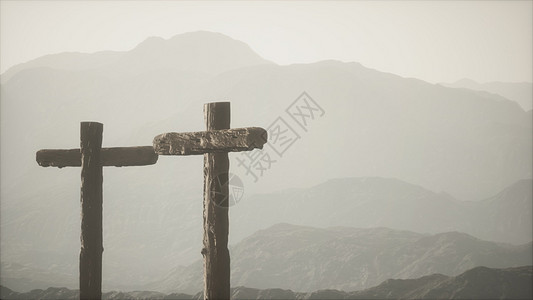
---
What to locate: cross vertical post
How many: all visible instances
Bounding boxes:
[203,102,230,299]
[79,122,103,300]
[203,102,231,300]
[152,102,267,300]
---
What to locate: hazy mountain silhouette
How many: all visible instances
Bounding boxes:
[1,176,530,292]
[0,51,123,84]
[441,78,532,111]
[0,31,272,84]
[231,178,532,245]
[149,223,532,294]
[1,31,531,291]
[109,32,273,77]
[2,32,530,199]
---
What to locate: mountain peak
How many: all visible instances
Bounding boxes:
[455,78,479,85]
[123,31,273,75]
[136,31,240,49]
[169,30,235,40]
[2,31,273,82]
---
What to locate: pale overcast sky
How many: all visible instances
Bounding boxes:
[1,1,531,83]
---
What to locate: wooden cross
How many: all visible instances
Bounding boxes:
[36,122,158,300]
[153,102,267,300]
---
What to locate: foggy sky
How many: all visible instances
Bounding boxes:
[1,1,531,84]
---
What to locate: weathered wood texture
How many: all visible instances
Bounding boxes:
[79,122,103,300]
[153,127,267,155]
[203,102,231,300]
[36,146,158,168]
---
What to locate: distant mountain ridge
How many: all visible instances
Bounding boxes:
[2,266,531,299]
[149,223,532,294]
[230,178,532,245]
[441,78,532,111]
[117,32,273,75]
[1,31,272,83]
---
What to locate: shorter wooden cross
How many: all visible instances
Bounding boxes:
[36,122,158,300]
[153,102,267,300]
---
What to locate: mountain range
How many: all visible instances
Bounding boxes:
[1,31,531,292]
[0,31,272,84]
[2,265,531,299]
[1,31,530,199]
[148,223,532,294]
[1,177,530,292]
[230,178,532,245]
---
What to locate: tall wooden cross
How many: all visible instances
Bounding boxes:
[36,122,158,300]
[153,102,267,300]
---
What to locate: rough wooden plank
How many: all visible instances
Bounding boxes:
[79,122,103,300]
[101,146,158,167]
[36,149,80,168]
[36,146,158,168]
[202,102,231,300]
[153,127,267,155]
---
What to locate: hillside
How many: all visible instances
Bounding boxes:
[349,265,532,299]
[150,224,532,294]
[231,178,532,245]
[2,266,530,299]
[1,176,530,292]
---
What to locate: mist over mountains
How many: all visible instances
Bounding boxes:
[230,178,532,245]
[2,31,530,198]
[1,31,531,293]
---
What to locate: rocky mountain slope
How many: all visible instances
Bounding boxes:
[150,224,532,294]
[347,265,532,299]
[2,266,530,299]
[1,178,530,292]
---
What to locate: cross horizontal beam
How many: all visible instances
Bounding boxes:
[153,127,267,155]
[36,146,158,168]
